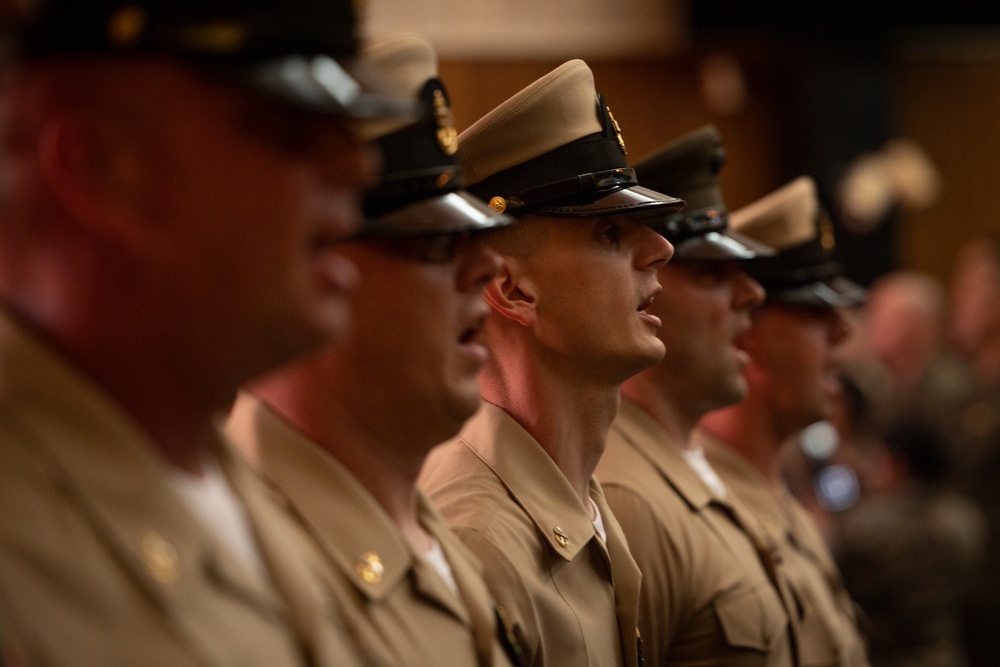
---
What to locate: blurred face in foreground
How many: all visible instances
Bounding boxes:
[1,58,379,393]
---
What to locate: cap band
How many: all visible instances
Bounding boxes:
[363,78,464,219]
[746,238,844,290]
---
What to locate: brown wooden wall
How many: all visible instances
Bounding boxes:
[894,49,1000,283]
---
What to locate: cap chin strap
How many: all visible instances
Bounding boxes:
[480,167,637,216]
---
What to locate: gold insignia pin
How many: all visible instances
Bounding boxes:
[433,89,458,156]
[553,526,569,548]
[489,196,507,214]
[436,172,454,189]
[107,5,146,48]
[606,106,627,155]
[178,22,247,53]
[355,552,385,584]
[819,215,836,250]
[141,531,179,584]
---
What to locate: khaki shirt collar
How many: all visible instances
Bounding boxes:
[459,401,603,561]
[612,399,719,512]
[227,393,468,619]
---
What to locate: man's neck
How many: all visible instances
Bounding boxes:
[699,401,785,487]
[620,374,700,450]
[482,367,619,507]
[252,382,429,536]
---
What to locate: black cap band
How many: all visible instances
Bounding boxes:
[746,238,844,290]
[364,78,465,219]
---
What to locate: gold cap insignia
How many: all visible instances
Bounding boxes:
[433,89,458,156]
[436,172,454,188]
[489,196,507,214]
[107,5,146,48]
[355,552,385,584]
[553,526,569,548]
[819,214,836,250]
[178,22,247,53]
[607,106,627,155]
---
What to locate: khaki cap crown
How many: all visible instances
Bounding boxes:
[634,124,773,260]
[635,124,726,213]
[454,59,682,219]
[732,176,866,307]
[730,176,819,249]
[458,60,602,185]
[355,32,440,142]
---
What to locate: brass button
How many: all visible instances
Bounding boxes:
[553,527,569,548]
[355,552,384,584]
[141,531,178,584]
[489,196,507,213]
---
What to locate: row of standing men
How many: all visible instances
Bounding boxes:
[0,0,872,665]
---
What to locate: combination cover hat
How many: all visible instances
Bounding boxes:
[3,0,417,119]
[456,59,684,219]
[634,125,774,261]
[731,176,866,307]
[356,33,511,236]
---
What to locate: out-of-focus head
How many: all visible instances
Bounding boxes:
[354,32,512,241]
[3,0,417,118]
[949,237,1000,360]
[455,59,684,221]
[864,270,944,388]
[730,176,861,434]
[633,125,773,262]
[732,176,866,309]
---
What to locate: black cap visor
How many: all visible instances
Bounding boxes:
[537,183,684,220]
[210,55,421,119]
[672,229,776,261]
[364,191,513,237]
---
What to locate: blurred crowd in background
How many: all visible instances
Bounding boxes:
[780,235,1000,667]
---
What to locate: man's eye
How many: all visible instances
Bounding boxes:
[418,234,458,262]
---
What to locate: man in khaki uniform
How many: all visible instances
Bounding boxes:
[0,1,412,664]
[595,126,799,666]
[698,177,870,667]
[226,33,525,667]
[419,60,681,667]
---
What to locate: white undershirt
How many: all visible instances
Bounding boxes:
[682,446,729,500]
[591,498,608,543]
[421,536,458,594]
[166,457,268,581]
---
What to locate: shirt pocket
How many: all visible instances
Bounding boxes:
[713,584,787,653]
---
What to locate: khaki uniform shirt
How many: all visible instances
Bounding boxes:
[418,402,643,667]
[594,400,796,667]
[226,393,519,667]
[0,311,360,666]
[698,432,869,667]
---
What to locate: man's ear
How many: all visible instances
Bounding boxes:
[37,113,148,249]
[483,257,538,327]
